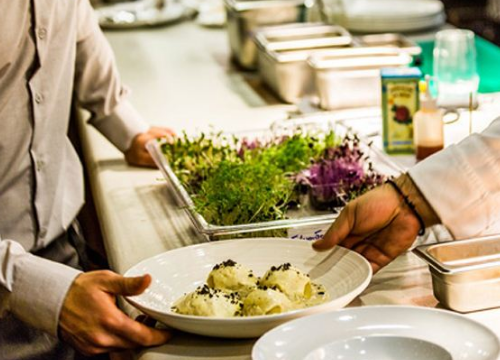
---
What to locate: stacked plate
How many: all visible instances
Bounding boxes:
[343,0,446,33]
[96,0,188,29]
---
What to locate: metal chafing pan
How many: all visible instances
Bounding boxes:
[224,0,307,70]
[308,49,413,110]
[414,235,500,313]
[357,33,422,56]
[255,23,352,103]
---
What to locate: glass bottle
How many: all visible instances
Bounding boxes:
[414,77,444,161]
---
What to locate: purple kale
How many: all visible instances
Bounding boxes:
[298,136,386,210]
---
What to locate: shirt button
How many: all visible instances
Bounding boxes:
[39,227,48,238]
[36,159,45,171]
[35,93,43,104]
[38,28,47,40]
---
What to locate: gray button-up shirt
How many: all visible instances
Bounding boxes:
[0,0,149,337]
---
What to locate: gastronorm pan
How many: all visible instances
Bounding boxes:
[255,23,352,103]
[357,33,422,56]
[414,235,500,312]
[308,49,413,110]
[224,0,308,69]
[147,113,403,241]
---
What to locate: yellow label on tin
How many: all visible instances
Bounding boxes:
[383,81,419,153]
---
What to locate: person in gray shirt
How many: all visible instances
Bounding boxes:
[0,0,172,358]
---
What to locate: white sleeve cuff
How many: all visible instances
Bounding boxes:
[91,100,150,152]
[10,253,81,338]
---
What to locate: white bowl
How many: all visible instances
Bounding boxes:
[124,238,372,338]
[253,306,500,360]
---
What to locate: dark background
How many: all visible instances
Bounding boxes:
[442,0,500,45]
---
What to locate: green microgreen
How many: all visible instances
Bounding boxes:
[160,129,382,226]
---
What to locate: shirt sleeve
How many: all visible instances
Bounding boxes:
[409,116,500,239]
[73,0,149,152]
[0,238,81,337]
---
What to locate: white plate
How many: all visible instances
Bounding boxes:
[346,13,445,33]
[347,0,443,19]
[96,1,187,29]
[124,238,372,338]
[348,12,444,24]
[343,0,445,33]
[253,306,500,360]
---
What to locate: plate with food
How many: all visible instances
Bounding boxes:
[123,238,372,338]
[252,306,500,360]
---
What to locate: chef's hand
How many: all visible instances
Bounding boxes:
[59,271,171,356]
[313,174,440,273]
[125,126,175,167]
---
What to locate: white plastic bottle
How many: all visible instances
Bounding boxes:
[414,77,444,161]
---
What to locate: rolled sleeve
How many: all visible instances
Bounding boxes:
[91,99,150,152]
[74,0,149,152]
[409,116,500,238]
[1,240,81,337]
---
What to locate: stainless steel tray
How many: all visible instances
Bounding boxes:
[148,114,403,241]
[357,33,422,56]
[414,235,500,312]
[255,23,352,103]
[308,49,413,110]
[255,23,352,52]
[224,0,308,69]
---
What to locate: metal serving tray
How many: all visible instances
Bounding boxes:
[308,49,413,110]
[414,235,500,313]
[357,33,422,56]
[255,23,352,103]
[224,0,307,70]
[147,114,403,241]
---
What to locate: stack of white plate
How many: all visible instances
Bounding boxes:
[96,0,189,29]
[343,0,446,33]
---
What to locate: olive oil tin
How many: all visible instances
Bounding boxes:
[381,67,421,154]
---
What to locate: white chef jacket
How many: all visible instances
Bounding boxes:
[410,116,500,239]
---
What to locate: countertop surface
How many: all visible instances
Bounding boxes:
[78,19,500,360]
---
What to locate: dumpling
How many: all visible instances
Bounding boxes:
[259,263,312,301]
[207,259,258,296]
[243,288,292,316]
[172,285,242,317]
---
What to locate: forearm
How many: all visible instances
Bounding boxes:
[395,173,441,228]
[0,239,81,337]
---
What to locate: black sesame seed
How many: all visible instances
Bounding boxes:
[221,259,237,267]
[212,259,238,271]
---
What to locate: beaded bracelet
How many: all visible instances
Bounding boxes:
[385,179,426,236]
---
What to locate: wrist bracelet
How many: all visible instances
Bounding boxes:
[385,179,426,236]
